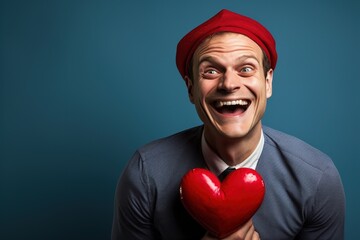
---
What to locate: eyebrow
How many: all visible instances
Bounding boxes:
[198,55,260,66]
[237,55,261,64]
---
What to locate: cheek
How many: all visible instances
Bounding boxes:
[194,81,213,100]
[193,82,216,119]
[243,81,265,99]
[247,77,268,97]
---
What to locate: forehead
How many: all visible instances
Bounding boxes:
[193,32,263,60]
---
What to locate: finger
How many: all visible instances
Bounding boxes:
[201,232,217,240]
[244,224,255,240]
[221,219,255,240]
[252,230,260,240]
[242,219,254,234]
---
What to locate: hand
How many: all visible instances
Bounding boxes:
[201,219,260,240]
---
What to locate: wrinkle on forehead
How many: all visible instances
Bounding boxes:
[193,32,263,65]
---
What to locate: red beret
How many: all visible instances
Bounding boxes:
[176,9,277,80]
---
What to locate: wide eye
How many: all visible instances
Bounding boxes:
[241,67,253,73]
[202,68,220,79]
[239,66,255,76]
[206,69,218,74]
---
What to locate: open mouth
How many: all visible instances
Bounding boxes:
[212,99,250,115]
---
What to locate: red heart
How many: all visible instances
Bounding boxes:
[180,168,265,238]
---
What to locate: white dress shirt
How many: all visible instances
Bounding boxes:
[201,130,264,176]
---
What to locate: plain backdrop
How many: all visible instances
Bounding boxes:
[1,0,359,239]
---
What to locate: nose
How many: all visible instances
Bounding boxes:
[218,70,241,93]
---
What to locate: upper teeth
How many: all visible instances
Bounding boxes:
[216,100,249,107]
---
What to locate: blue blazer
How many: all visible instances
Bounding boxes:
[112,126,345,240]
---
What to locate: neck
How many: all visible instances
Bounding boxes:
[204,123,262,166]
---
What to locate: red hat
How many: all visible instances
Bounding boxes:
[176,9,277,80]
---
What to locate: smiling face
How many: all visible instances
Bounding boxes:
[186,32,273,145]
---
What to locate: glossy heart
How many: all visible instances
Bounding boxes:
[180,168,265,238]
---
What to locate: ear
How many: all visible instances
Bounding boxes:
[265,69,273,99]
[185,76,195,104]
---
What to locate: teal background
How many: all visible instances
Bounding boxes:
[1,0,359,239]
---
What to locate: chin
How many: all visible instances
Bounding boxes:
[214,118,263,139]
[214,124,251,139]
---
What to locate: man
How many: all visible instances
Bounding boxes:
[112,9,345,240]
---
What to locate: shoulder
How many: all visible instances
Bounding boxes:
[262,126,334,172]
[256,127,345,238]
[130,125,205,180]
[138,125,203,156]
[119,125,204,188]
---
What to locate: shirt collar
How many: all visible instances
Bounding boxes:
[201,129,264,176]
